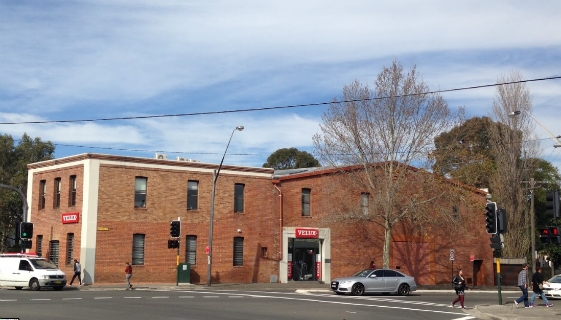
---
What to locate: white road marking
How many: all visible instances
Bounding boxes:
[30,299,51,301]
[152,296,169,299]
[94,297,112,299]
[62,298,82,300]
[124,297,141,299]
[0,299,17,302]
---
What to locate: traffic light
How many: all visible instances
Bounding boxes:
[485,202,497,234]
[497,209,507,234]
[21,239,33,249]
[490,234,502,250]
[20,222,34,239]
[540,228,551,244]
[170,220,181,238]
[549,226,561,245]
[167,239,179,249]
[546,191,560,218]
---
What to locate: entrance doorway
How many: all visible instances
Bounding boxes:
[288,238,320,281]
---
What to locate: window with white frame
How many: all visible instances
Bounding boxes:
[302,188,311,216]
[135,177,147,208]
[54,178,61,208]
[69,175,77,207]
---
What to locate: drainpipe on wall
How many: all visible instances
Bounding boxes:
[273,184,283,263]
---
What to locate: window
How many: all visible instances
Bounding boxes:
[49,240,60,266]
[39,180,46,210]
[234,183,244,213]
[135,177,147,208]
[36,235,43,257]
[185,235,197,265]
[66,233,74,265]
[19,260,32,271]
[261,247,268,258]
[361,192,370,215]
[54,178,61,208]
[132,234,145,265]
[69,175,77,207]
[302,188,311,216]
[187,180,198,210]
[233,237,244,266]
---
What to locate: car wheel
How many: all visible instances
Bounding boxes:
[29,279,40,291]
[351,283,365,296]
[15,287,23,290]
[398,283,410,296]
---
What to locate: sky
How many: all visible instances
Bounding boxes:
[1,0,560,172]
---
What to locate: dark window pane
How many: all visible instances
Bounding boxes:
[132,234,145,265]
[187,181,198,210]
[302,189,311,216]
[233,237,244,266]
[135,177,147,208]
[186,235,197,265]
[234,184,244,212]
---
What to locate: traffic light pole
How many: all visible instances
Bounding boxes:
[522,178,547,274]
[496,256,502,305]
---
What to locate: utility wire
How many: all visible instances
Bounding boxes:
[1,76,560,125]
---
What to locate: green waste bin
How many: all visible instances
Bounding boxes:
[177,263,191,284]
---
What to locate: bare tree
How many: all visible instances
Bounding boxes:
[312,60,459,268]
[488,71,540,258]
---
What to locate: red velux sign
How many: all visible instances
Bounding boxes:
[295,228,318,238]
[61,213,79,224]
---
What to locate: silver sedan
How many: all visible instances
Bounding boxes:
[330,269,417,296]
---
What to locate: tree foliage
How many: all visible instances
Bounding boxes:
[313,60,463,268]
[263,147,320,170]
[432,117,497,189]
[0,133,55,252]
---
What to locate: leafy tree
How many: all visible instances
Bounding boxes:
[313,60,462,268]
[432,116,497,189]
[263,147,320,170]
[0,133,55,252]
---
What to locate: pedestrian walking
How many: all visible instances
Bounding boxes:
[68,259,82,286]
[514,264,529,308]
[529,266,553,307]
[125,262,133,290]
[451,269,469,309]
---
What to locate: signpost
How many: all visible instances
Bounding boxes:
[450,249,455,280]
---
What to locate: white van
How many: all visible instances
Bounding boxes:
[0,254,67,290]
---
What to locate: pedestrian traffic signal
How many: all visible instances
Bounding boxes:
[549,226,561,245]
[21,239,33,249]
[170,220,180,238]
[167,239,179,249]
[490,234,502,250]
[540,228,551,244]
[546,191,560,218]
[19,222,34,239]
[485,202,497,234]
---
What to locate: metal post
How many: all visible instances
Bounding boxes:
[497,257,502,305]
[530,178,536,273]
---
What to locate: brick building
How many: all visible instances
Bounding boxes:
[26,153,494,286]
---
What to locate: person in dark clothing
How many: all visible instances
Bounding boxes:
[529,266,552,307]
[369,261,376,269]
[68,259,82,286]
[452,269,469,309]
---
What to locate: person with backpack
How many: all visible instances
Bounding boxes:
[452,269,469,309]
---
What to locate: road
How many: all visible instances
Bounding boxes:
[0,287,512,320]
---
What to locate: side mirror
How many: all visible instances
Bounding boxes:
[370,274,377,278]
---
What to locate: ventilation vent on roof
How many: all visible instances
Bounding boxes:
[176,157,200,162]
[155,153,168,160]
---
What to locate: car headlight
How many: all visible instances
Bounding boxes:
[339,281,353,285]
[41,275,50,280]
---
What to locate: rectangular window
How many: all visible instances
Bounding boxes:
[39,180,46,210]
[132,234,145,265]
[361,192,370,215]
[135,177,147,208]
[66,233,74,265]
[54,178,61,208]
[49,240,60,266]
[185,235,197,265]
[187,180,198,210]
[36,235,43,257]
[69,175,77,207]
[233,237,244,266]
[234,183,245,213]
[302,188,311,216]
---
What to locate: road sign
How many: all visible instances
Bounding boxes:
[450,249,455,261]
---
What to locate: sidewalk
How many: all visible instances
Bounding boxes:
[71,282,557,320]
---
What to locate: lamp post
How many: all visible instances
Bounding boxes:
[508,110,557,273]
[207,126,244,286]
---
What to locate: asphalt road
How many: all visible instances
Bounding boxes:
[0,287,511,320]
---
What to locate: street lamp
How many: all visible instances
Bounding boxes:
[508,110,561,147]
[207,126,244,286]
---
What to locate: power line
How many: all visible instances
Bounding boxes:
[1,76,560,125]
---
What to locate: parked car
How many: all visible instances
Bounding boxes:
[0,253,66,291]
[543,274,561,299]
[330,268,417,296]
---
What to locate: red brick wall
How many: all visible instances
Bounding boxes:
[30,164,84,278]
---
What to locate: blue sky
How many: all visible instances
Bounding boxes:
[1,0,560,171]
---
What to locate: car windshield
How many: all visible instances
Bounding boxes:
[352,269,373,277]
[548,275,561,284]
[29,258,58,269]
